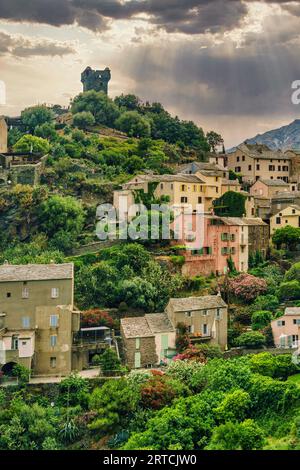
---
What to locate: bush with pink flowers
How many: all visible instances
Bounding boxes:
[224,273,268,303]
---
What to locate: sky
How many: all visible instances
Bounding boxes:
[1,1,300,147]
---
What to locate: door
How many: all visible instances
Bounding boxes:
[134,352,141,369]
[161,334,169,359]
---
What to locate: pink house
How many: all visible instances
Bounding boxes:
[271,307,300,349]
[173,214,248,277]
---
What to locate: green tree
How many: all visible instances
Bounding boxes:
[272,226,300,251]
[115,111,151,138]
[213,191,246,217]
[251,310,273,330]
[71,90,120,127]
[284,262,300,282]
[206,131,224,152]
[213,389,251,423]
[115,94,141,111]
[235,331,266,349]
[34,122,56,140]
[38,195,85,251]
[100,349,122,377]
[13,134,50,154]
[89,379,139,434]
[21,105,54,132]
[279,280,300,301]
[206,420,265,450]
[73,111,95,129]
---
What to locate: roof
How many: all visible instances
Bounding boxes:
[167,295,227,312]
[207,216,267,226]
[233,143,289,161]
[126,173,205,184]
[121,313,174,339]
[272,191,300,200]
[272,205,300,217]
[242,218,268,226]
[284,307,300,316]
[179,161,224,174]
[258,179,289,187]
[0,263,74,282]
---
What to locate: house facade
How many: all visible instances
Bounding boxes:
[250,179,290,199]
[121,313,176,369]
[227,144,291,184]
[270,205,300,234]
[271,307,300,349]
[165,295,228,350]
[173,214,268,277]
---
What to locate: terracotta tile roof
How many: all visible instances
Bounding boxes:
[285,307,300,316]
[167,295,227,312]
[121,313,174,339]
[0,263,74,282]
[126,173,205,185]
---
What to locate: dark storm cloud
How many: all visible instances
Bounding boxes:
[0,30,75,57]
[118,40,300,117]
[0,0,248,34]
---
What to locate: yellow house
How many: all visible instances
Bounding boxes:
[114,173,214,215]
[270,205,300,234]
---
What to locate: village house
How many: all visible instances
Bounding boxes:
[208,153,227,169]
[173,214,268,277]
[121,313,176,369]
[271,191,300,216]
[250,179,290,199]
[227,143,291,184]
[271,307,300,349]
[165,295,228,350]
[270,205,300,234]
[114,173,215,217]
[0,263,113,376]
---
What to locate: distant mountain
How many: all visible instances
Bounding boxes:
[233,119,300,151]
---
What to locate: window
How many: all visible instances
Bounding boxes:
[231,234,235,242]
[235,167,241,173]
[171,184,173,190]
[160,183,164,189]
[231,247,236,255]
[216,309,222,320]
[22,287,29,299]
[216,187,219,194]
[6,292,11,298]
[50,357,57,368]
[22,317,30,328]
[202,324,208,336]
[269,165,275,171]
[278,166,281,171]
[198,197,202,203]
[248,165,252,171]
[181,197,188,203]
[12,335,18,350]
[202,310,208,316]
[237,156,240,162]
[193,185,197,192]
[50,315,59,328]
[136,338,140,349]
[293,209,296,214]
[256,164,260,170]
[185,311,193,317]
[242,156,245,161]
[277,320,285,326]
[293,319,300,325]
[276,217,281,224]
[187,325,194,334]
[50,335,57,347]
[51,288,59,299]
[180,184,187,192]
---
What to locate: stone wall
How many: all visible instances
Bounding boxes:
[122,332,158,369]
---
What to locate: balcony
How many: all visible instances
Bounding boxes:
[189,333,212,343]
[72,327,112,352]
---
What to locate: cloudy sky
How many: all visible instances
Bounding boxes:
[1,0,300,147]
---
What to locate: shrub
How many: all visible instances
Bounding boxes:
[140,374,190,410]
[12,364,30,384]
[235,331,266,349]
[100,349,123,377]
[224,273,267,303]
[58,373,89,407]
[279,280,300,301]
[251,310,273,330]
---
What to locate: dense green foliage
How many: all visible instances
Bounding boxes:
[213,191,246,217]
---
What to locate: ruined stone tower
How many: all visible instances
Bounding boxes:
[81,66,111,95]
[0,117,7,153]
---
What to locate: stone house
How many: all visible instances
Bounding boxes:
[271,307,300,349]
[227,143,291,184]
[250,179,290,199]
[165,295,228,350]
[270,205,300,234]
[121,313,176,369]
